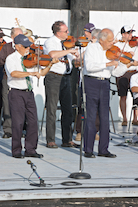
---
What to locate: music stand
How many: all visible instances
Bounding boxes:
[69,40,91,179]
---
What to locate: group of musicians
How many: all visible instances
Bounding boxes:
[0,21,138,159]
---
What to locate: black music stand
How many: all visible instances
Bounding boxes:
[69,40,91,179]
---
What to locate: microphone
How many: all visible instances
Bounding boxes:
[27,160,36,168]
[75,40,83,47]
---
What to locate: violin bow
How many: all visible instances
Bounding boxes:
[37,40,40,87]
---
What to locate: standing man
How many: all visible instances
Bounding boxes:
[0,28,23,138]
[5,34,58,158]
[75,24,101,142]
[83,28,119,158]
[43,21,79,148]
[0,28,6,116]
[115,25,138,126]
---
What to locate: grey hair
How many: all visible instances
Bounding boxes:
[97,29,113,41]
[10,27,23,38]
[91,29,101,39]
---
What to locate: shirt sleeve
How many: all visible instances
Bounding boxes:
[130,74,138,89]
[5,56,16,77]
[84,43,108,73]
[112,62,129,77]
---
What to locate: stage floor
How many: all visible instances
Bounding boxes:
[0,121,138,201]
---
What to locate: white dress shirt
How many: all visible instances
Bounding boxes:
[5,50,33,89]
[83,42,138,78]
[43,35,73,75]
[130,73,138,100]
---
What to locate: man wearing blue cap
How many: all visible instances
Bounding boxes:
[5,34,58,158]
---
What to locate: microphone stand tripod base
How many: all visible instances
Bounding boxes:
[30,179,46,187]
[30,183,46,187]
[69,172,91,179]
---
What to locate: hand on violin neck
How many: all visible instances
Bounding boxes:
[127,60,138,68]
[106,60,118,68]
[51,58,59,65]
[130,51,134,56]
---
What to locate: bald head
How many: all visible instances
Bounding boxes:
[98,28,114,50]
[11,28,23,40]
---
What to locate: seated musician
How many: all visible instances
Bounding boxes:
[115,25,138,126]
[130,73,138,120]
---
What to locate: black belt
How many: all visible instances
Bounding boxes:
[48,71,63,76]
[48,71,71,76]
[9,88,32,92]
[85,75,110,81]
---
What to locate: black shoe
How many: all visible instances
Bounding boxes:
[84,152,96,158]
[98,152,117,158]
[24,152,44,158]
[2,132,12,138]
[61,141,80,148]
[12,153,24,159]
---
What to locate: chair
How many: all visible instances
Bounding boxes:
[128,104,138,133]
[39,102,78,136]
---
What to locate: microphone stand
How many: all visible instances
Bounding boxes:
[69,41,91,179]
[28,162,46,187]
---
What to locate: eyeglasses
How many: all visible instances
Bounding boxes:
[59,30,68,33]
[23,45,29,49]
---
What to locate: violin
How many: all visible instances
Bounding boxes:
[106,45,134,64]
[129,36,138,48]
[23,53,68,68]
[63,36,89,49]
[63,36,77,49]
[0,40,6,51]
[29,44,43,54]
[77,36,89,47]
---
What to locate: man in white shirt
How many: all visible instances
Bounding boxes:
[43,21,79,148]
[83,28,138,158]
[5,34,57,158]
[115,25,138,126]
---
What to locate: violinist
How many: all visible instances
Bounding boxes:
[83,28,119,158]
[75,24,101,143]
[0,28,6,117]
[43,20,79,149]
[115,25,138,126]
[0,28,23,139]
[5,34,58,158]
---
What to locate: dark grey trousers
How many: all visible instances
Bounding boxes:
[8,89,38,155]
[45,73,73,144]
[2,78,12,134]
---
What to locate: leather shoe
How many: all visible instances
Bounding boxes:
[12,153,24,159]
[24,152,44,158]
[98,152,116,158]
[2,132,12,138]
[46,142,58,148]
[61,141,80,148]
[84,152,96,158]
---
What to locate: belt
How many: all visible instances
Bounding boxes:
[49,71,63,76]
[85,75,110,81]
[127,70,137,73]
[9,88,32,92]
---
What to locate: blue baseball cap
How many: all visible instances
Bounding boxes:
[14,34,32,47]
[84,23,95,33]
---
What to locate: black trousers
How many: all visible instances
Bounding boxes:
[8,89,38,155]
[45,73,73,144]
